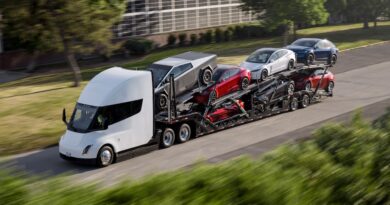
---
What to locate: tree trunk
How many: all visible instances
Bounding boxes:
[374,19,377,27]
[65,51,82,87]
[293,23,298,41]
[26,50,39,73]
[363,19,369,29]
[283,24,291,46]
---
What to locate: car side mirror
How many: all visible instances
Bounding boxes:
[62,108,68,125]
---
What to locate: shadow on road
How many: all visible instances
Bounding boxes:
[0,146,97,177]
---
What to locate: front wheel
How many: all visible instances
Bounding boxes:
[260,70,268,81]
[240,77,250,90]
[287,60,295,71]
[97,146,115,167]
[328,55,337,67]
[290,97,299,111]
[200,68,213,85]
[305,54,314,66]
[160,128,175,148]
[326,81,335,96]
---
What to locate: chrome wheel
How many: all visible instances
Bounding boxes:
[97,146,114,167]
[161,128,175,148]
[177,123,191,143]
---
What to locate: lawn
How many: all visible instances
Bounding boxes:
[1,21,390,155]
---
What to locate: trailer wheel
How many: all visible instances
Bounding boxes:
[97,146,114,167]
[305,54,314,65]
[288,59,295,70]
[158,93,168,110]
[160,128,175,148]
[200,68,213,85]
[290,97,299,111]
[240,77,250,90]
[176,123,191,143]
[300,94,310,108]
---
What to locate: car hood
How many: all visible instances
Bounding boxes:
[286,45,312,52]
[240,61,265,72]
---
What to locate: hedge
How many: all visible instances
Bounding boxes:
[1,110,389,205]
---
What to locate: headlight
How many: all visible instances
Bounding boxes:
[82,145,92,155]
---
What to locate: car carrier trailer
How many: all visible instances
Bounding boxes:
[59,63,333,167]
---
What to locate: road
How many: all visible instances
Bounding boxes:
[1,42,390,186]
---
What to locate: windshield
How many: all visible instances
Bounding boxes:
[69,103,99,132]
[212,68,227,82]
[147,64,172,88]
[292,39,319,48]
[246,50,274,63]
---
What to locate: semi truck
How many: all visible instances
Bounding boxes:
[59,57,333,167]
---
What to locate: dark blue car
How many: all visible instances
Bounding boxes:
[286,38,338,66]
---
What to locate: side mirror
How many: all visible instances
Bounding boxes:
[62,108,68,125]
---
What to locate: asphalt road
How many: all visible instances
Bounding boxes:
[1,42,390,186]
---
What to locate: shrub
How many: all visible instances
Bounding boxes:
[190,33,198,45]
[178,33,187,46]
[233,25,243,39]
[123,37,154,55]
[204,30,213,43]
[214,28,223,43]
[198,32,206,44]
[223,29,233,42]
[167,34,177,46]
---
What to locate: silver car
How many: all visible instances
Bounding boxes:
[241,48,296,81]
[147,51,217,109]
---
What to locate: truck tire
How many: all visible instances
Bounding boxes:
[160,128,175,148]
[300,94,310,108]
[200,68,213,85]
[158,93,168,110]
[97,146,115,167]
[176,123,191,143]
[290,97,299,111]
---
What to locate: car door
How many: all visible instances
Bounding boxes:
[314,40,329,61]
[273,51,286,73]
[176,63,195,91]
[227,68,241,92]
[278,50,290,72]
[267,52,279,75]
[216,70,232,97]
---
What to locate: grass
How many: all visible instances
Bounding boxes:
[0,21,390,155]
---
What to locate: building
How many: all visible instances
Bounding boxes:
[115,0,255,37]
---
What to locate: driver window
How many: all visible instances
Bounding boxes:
[269,52,279,62]
[220,71,231,81]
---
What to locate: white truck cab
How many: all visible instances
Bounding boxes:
[59,67,154,166]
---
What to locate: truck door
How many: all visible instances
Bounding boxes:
[171,63,194,96]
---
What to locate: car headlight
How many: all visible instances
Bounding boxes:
[82,145,92,155]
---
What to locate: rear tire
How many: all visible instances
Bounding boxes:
[160,128,175,148]
[200,68,213,85]
[240,77,250,90]
[158,93,168,110]
[300,94,310,108]
[176,123,191,143]
[326,81,335,96]
[97,146,114,167]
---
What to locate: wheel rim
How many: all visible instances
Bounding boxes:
[203,70,212,84]
[328,82,334,92]
[179,125,190,142]
[163,130,174,146]
[305,83,311,91]
[159,95,167,108]
[302,95,309,107]
[100,150,112,166]
[242,78,249,89]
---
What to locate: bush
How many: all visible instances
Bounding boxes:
[198,32,206,44]
[214,28,223,43]
[178,33,187,46]
[123,38,154,55]
[190,33,198,45]
[167,34,177,46]
[223,29,233,42]
[204,30,213,43]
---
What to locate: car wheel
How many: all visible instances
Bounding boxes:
[300,94,310,108]
[240,77,250,90]
[176,123,191,143]
[305,54,314,66]
[328,55,337,67]
[260,70,268,81]
[325,81,335,94]
[305,82,312,91]
[290,97,299,111]
[160,128,175,148]
[158,93,168,110]
[287,82,295,96]
[288,60,295,71]
[200,68,213,85]
[97,146,114,167]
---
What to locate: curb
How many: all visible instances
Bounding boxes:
[340,40,390,52]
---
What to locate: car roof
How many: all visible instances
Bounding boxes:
[172,51,215,61]
[215,64,240,71]
[154,57,189,67]
[295,38,323,42]
[256,48,280,52]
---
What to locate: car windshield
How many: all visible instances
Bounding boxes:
[147,64,172,88]
[69,103,99,132]
[246,50,274,63]
[212,68,228,82]
[292,39,319,48]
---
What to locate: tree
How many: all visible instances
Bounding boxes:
[0,0,125,86]
[241,0,329,44]
[325,0,348,24]
[346,0,390,29]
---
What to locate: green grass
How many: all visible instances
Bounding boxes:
[1,21,390,155]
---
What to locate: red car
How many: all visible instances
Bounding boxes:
[193,65,251,105]
[206,100,245,123]
[292,68,335,93]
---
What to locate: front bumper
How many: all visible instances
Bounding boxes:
[60,153,96,165]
